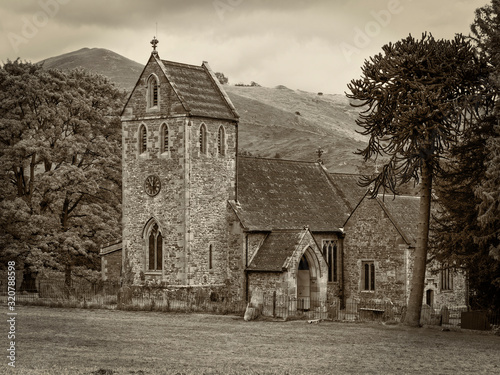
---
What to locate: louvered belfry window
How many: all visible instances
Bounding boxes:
[200,124,207,154]
[139,125,147,154]
[161,124,169,153]
[148,75,159,108]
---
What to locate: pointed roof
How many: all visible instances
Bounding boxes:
[328,172,370,212]
[231,157,351,232]
[157,57,239,121]
[247,230,306,272]
[376,194,420,246]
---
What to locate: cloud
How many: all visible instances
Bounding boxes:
[0,0,490,94]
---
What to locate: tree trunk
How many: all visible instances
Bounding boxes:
[404,159,433,326]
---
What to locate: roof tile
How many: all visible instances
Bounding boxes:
[160,59,238,120]
[247,231,304,271]
[234,157,351,231]
[377,195,420,245]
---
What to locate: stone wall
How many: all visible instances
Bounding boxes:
[101,249,122,282]
[343,197,407,304]
[424,262,467,308]
[122,116,187,285]
[248,272,287,297]
[226,211,247,301]
[186,118,237,287]
[121,56,240,297]
[343,197,468,307]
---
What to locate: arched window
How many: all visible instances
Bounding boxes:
[139,125,147,154]
[217,126,225,156]
[147,223,163,271]
[147,75,159,109]
[209,244,213,269]
[199,124,207,154]
[322,240,338,282]
[362,261,375,291]
[161,123,169,153]
[441,264,453,291]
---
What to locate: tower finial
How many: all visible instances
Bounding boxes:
[317,147,324,164]
[151,36,159,55]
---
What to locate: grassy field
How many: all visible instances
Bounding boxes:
[3,306,499,375]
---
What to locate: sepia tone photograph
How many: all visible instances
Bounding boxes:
[1,0,499,374]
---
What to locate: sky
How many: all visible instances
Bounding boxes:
[0,0,490,94]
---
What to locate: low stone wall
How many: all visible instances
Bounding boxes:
[117,283,246,313]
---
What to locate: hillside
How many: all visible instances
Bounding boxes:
[38,48,143,92]
[224,85,368,173]
[39,48,370,173]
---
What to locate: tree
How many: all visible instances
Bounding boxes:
[471,0,500,263]
[346,33,488,326]
[215,72,228,85]
[0,60,125,288]
[431,122,500,310]
[431,0,500,311]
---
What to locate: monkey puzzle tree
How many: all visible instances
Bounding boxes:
[346,33,488,326]
[0,60,125,287]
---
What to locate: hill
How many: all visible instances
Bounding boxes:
[224,85,368,173]
[39,48,370,173]
[38,48,143,92]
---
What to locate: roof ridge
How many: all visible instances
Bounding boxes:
[320,164,358,213]
[375,196,412,245]
[266,228,310,233]
[155,56,192,113]
[330,172,363,177]
[238,155,319,165]
[161,59,204,70]
[202,61,239,120]
[377,193,420,199]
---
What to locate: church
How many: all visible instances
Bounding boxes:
[101,39,467,311]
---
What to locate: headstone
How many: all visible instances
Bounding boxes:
[244,305,257,321]
[441,306,450,325]
[117,286,132,307]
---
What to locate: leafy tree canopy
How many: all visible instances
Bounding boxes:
[215,72,228,85]
[0,60,126,286]
[432,0,500,310]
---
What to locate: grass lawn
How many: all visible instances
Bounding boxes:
[3,305,499,374]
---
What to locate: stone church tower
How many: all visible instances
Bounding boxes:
[121,38,239,288]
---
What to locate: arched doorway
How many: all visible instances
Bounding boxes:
[426,289,434,307]
[297,255,311,310]
[296,247,323,310]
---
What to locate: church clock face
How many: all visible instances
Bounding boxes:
[144,175,161,197]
